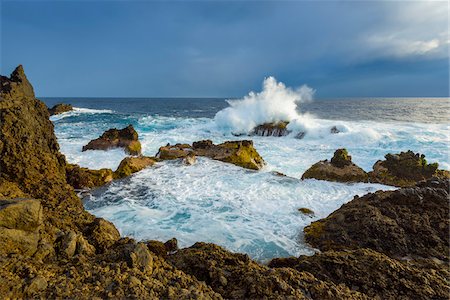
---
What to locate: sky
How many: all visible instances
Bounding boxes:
[0,0,449,98]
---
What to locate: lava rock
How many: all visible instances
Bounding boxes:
[82,125,142,155]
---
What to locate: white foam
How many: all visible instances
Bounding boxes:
[214,77,314,134]
[50,107,113,121]
[51,107,450,261]
[85,158,396,261]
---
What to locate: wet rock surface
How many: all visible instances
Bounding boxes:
[304,178,450,261]
[48,103,73,115]
[302,149,368,183]
[251,121,290,137]
[82,124,142,155]
[157,139,265,170]
[369,150,449,187]
[113,156,156,179]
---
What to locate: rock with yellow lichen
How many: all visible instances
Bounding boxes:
[369,150,449,187]
[66,164,114,189]
[157,139,265,170]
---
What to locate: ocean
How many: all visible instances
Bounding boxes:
[43,95,450,262]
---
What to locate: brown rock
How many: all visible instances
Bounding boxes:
[369,150,447,187]
[269,248,449,300]
[302,149,368,183]
[168,242,366,299]
[84,218,121,252]
[251,121,290,137]
[113,156,156,179]
[82,125,142,155]
[66,163,113,189]
[158,140,265,170]
[304,178,450,260]
[48,103,73,115]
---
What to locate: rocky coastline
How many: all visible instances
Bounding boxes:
[1,66,449,299]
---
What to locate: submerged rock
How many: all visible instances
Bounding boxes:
[48,103,73,115]
[298,207,314,216]
[251,121,290,137]
[269,248,449,300]
[301,149,368,183]
[369,150,448,187]
[304,178,450,261]
[66,163,113,189]
[82,125,142,155]
[157,140,265,170]
[113,156,156,179]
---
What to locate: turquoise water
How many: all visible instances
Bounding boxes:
[45,96,449,261]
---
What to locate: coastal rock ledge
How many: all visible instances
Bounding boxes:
[48,103,73,115]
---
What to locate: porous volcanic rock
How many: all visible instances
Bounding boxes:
[113,156,156,179]
[368,150,449,187]
[82,124,142,155]
[269,248,450,300]
[0,199,43,256]
[251,121,290,137]
[157,139,265,170]
[302,149,368,183]
[168,242,366,299]
[48,103,73,115]
[304,178,450,261]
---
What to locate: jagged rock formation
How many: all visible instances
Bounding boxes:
[0,66,221,299]
[157,140,265,170]
[301,149,368,183]
[369,150,449,187]
[82,125,142,155]
[251,121,290,136]
[304,178,450,261]
[268,248,449,300]
[48,103,73,115]
[168,242,366,299]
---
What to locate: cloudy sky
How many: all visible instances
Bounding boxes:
[1,1,448,98]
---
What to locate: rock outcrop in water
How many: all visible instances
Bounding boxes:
[251,121,290,136]
[48,103,73,115]
[66,156,156,190]
[114,156,156,179]
[304,178,449,261]
[301,149,368,183]
[157,140,265,170]
[82,124,142,155]
[368,150,449,187]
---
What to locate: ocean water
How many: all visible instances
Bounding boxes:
[43,95,449,261]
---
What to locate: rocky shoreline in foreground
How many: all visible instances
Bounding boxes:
[0,66,449,299]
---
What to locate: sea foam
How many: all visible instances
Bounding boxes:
[214,77,314,134]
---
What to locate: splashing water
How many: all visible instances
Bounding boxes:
[214,77,314,134]
[47,86,450,261]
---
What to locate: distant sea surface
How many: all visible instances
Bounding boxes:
[43,97,450,261]
[43,97,450,123]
